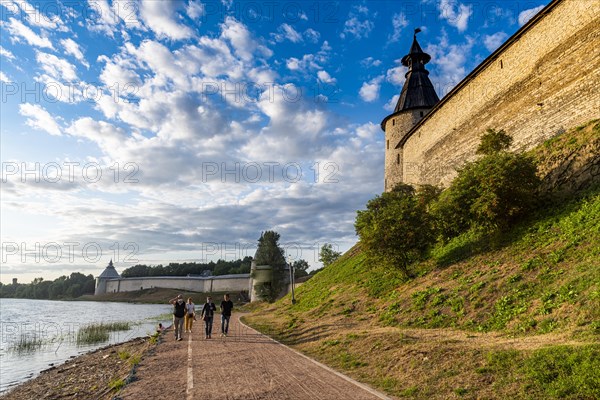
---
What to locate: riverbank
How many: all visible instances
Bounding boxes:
[80,287,244,304]
[0,335,157,400]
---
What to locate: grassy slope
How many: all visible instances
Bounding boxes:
[245,121,600,400]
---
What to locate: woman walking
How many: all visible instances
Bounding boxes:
[184,297,196,333]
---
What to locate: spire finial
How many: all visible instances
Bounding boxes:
[414,27,422,37]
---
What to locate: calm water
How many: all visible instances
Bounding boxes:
[0,298,171,393]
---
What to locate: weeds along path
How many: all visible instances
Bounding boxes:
[119,314,391,400]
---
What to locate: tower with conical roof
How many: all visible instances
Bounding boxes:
[94,259,121,295]
[381,29,439,191]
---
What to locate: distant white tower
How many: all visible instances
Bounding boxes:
[94,259,120,295]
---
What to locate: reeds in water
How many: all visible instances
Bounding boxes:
[10,333,44,353]
[77,322,131,345]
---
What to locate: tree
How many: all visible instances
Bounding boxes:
[253,231,287,302]
[292,259,310,278]
[432,130,540,239]
[355,184,435,276]
[477,128,513,155]
[319,244,341,268]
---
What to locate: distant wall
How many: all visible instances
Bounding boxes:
[400,0,600,187]
[102,274,251,294]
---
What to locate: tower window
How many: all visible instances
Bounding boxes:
[387,140,389,149]
[396,154,400,164]
[392,119,396,126]
[500,59,503,69]
[420,111,424,117]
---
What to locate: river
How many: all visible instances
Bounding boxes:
[0,298,171,394]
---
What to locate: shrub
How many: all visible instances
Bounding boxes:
[432,130,540,239]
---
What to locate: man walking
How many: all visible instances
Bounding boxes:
[220,293,234,337]
[200,296,217,339]
[169,294,186,341]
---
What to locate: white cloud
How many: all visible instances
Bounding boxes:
[483,31,508,52]
[425,30,476,95]
[342,17,374,39]
[386,65,405,86]
[19,103,62,136]
[438,0,473,32]
[5,17,54,49]
[186,0,205,19]
[285,41,331,74]
[85,0,120,35]
[0,45,16,60]
[384,94,400,111]
[303,28,320,43]
[139,0,195,40]
[389,12,409,42]
[355,122,379,139]
[341,6,375,40]
[2,0,65,30]
[272,23,303,43]
[518,5,545,26]
[485,5,517,26]
[317,70,336,84]
[361,57,382,68]
[0,71,11,82]
[98,53,142,96]
[36,52,79,81]
[359,75,384,102]
[355,5,369,15]
[67,117,130,148]
[61,38,90,68]
[221,17,271,62]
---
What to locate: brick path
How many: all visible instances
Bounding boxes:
[119,314,392,400]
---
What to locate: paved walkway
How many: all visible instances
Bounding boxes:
[119,314,392,400]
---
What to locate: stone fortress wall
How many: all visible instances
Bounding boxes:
[391,0,600,188]
[102,274,251,294]
[95,261,293,302]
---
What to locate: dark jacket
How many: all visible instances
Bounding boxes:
[201,302,217,319]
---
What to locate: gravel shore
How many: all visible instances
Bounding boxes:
[0,335,158,400]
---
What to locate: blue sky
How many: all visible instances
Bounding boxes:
[0,0,548,283]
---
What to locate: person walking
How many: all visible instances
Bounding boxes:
[200,296,217,339]
[220,293,234,337]
[184,297,196,333]
[169,294,186,341]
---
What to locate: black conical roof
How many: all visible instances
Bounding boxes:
[394,32,439,112]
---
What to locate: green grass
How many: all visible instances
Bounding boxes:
[77,322,131,345]
[480,345,600,399]
[108,378,125,391]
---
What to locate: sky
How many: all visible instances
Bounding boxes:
[0,0,549,284]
